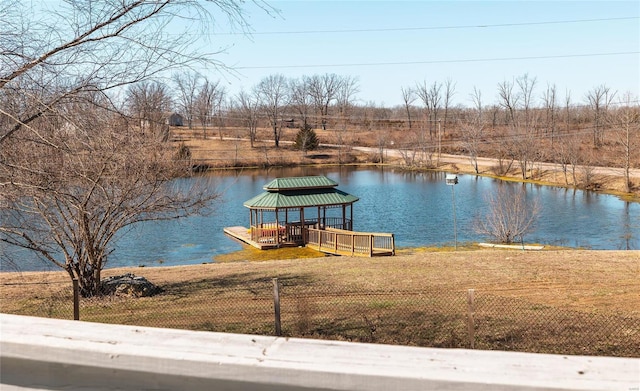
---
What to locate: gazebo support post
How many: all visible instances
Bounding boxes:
[350,204,353,230]
[275,209,280,244]
[342,205,347,230]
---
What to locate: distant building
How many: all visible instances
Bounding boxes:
[168,113,184,127]
[282,118,296,128]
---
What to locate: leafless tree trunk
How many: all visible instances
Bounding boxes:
[307,73,343,131]
[174,72,201,130]
[235,90,260,148]
[585,84,616,147]
[489,105,500,131]
[401,86,415,129]
[335,76,359,163]
[442,78,456,134]
[195,78,225,140]
[512,120,541,180]
[470,86,483,121]
[516,73,537,130]
[608,92,639,193]
[542,83,557,143]
[564,90,573,133]
[427,82,442,137]
[414,80,431,139]
[553,131,581,186]
[460,119,484,174]
[475,184,541,244]
[255,74,289,148]
[492,139,515,176]
[289,77,313,128]
[125,81,173,140]
[497,78,520,126]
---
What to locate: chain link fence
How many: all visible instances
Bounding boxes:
[1,277,638,357]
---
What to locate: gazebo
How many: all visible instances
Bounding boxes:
[242,176,358,247]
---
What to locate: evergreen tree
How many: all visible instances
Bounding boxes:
[295,124,319,153]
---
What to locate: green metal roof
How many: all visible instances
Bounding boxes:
[263,176,338,191]
[244,176,358,209]
[244,188,358,209]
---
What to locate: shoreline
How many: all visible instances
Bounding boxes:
[189,138,640,202]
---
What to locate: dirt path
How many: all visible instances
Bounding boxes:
[351,146,640,179]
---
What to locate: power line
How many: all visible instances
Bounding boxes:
[235,51,640,70]
[210,16,639,36]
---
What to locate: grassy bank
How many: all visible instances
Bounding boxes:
[2,249,639,356]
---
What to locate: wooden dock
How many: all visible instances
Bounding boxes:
[224,226,395,257]
[224,226,269,250]
[223,226,298,250]
[306,227,395,257]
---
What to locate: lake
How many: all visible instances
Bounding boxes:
[2,166,638,271]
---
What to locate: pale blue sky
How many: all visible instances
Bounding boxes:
[201,0,639,107]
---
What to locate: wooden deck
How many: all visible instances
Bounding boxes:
[225,226,395,257]
[306,227,395,257]
[223,226,299,250]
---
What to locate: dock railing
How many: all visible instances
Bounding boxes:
[307,227,395,256]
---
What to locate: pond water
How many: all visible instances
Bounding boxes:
[2,166,639,271]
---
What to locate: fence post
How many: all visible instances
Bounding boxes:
[272,278,282,336]
[72,278,80,321]
[369,235,374,256]
[467,289,475,349]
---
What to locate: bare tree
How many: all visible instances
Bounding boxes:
[336,75,360,125]
[442,78,456,134]
[512,123,540,179]
[195,78,225,139]
[235,90,260,148]
[126,81,173,141]
[542,83,558,143]
[0,0,260,145]
[460,119,484,174]
[475,184,541,244]
[427,81,442,137]
[0,100,218,296]
[401,86,415,129]
[0,0,270,293]
[307,73,343,131]
[173,72,201,129]
[414,80,431,138]
[585,84,616,147]
[608,92,640,193]
[497,78,520,126]
[289,77,313,128]
[470,86,483,121]
[335,76,359,162]
[564,89,573,133]
[553,131,582,186]
[255,74,289,147]
[516,73,537,130]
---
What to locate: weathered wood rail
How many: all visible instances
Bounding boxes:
[2,314,637,391]
[306,227,395,256]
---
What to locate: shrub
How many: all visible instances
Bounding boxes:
[295,124,319,153]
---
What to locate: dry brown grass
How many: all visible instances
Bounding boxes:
[2,249,638,315]
[2,248,638,355]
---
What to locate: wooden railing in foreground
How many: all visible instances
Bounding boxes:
[307,227,395,256]
[2,314,637,391]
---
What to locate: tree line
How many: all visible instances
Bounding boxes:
[129,70,637,193]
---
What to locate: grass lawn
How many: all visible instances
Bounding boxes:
[2,248,639,356]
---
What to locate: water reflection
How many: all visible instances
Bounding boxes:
[2,166,638,271]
